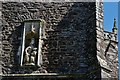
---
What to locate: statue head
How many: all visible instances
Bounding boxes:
[30,38,35,46]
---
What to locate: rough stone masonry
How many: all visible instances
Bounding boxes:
[0,1,118,80]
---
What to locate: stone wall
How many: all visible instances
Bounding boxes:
[96,1,112,78]
[96,1,118,79]
[2,2,101,79]
[103,31,118,78]
[0,1,2,77]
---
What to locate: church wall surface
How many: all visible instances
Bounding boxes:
[1,1,119,80]
[1,2,101,79]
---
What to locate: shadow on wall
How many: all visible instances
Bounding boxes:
[46,2,101,79]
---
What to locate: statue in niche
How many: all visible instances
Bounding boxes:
[18,19,46,66]
[23,24,38,66]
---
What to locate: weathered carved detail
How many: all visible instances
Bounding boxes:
[24,38,37,66]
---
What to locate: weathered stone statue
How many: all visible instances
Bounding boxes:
[24,38,37,66]
[18,20,46,66]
